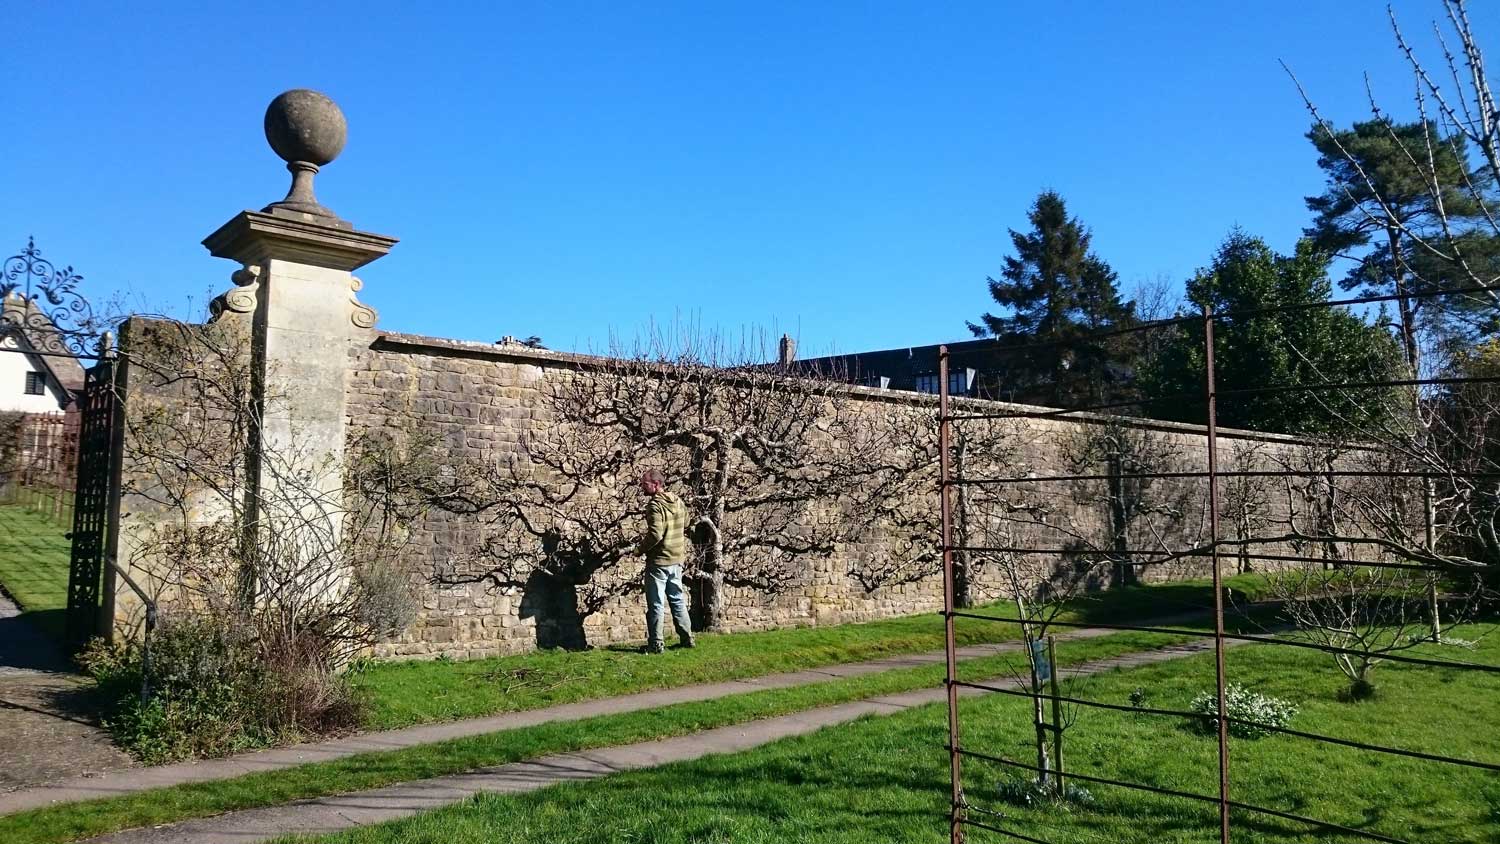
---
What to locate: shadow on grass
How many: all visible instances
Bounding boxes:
[1065,576,1274,627]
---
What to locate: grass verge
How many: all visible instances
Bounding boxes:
[0,503,71,639]
[352,573,1273,730]
[0,629,1202,844]
[280,624,1500,844]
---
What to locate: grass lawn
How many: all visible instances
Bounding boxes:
[285,623,1500,844]
[353,573,1274,730]
[0,629,1200,844]
[0,503,72,638]
[0,577,1275,842]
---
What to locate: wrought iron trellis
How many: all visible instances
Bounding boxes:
[937,283,1500,844]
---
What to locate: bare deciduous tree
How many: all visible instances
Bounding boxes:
[1269,564,1486,699]
[1222,443,1276,574]
[433,331,893,637]
[1064,419,1204,587]
[1284,0,1500,603]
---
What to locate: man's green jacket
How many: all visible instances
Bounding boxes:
[640,490,689,566]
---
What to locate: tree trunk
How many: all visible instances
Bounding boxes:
[1029,645,1052,786]
[1016,603,1052,787]
[700,564,725,632]
[1047,635,1065,798]
[1107,451,1137,588]
[1389,226,1441,643]
[1236,510,1252,574]
[1389,227,1422,385]
[1424,479,1442,643]
[700,438,732,632]
[694,514,728,632]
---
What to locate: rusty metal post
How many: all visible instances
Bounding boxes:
[939,346,964,843]
[1203,307,1231,844]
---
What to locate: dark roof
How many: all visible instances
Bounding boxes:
[1,292,87,395]
[792,338,1011,392]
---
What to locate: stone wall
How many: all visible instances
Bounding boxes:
[107,317,1386,658]
[344,331,1370,661]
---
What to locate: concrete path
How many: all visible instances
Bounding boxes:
[79,637,1244,844]
[0,617,1190,815]
[0,593,135,793]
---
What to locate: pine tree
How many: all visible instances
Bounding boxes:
[1305,120,1495,365]
[969,191,1136,407]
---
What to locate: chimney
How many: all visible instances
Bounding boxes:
[778,333,797,366]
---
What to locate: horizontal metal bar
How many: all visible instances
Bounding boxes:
[948,375,1500,423]
[955,747,1409,844]
[1218,374,1500,399]
[961,802,1119,844]
[965,281,1500,358]
[945,392,1196,423]
[949,469,1500,485]
[953,679,1500,773]
[1243,718,1500,772]
[1229,279,1500,322]
[941,545,1452,574]
[948,612,1500,674]
[960,817,1056,844]
[0,345,106,361]
[953,679,1209,722]
[957,745,1218,809]
[973,314,1202,354]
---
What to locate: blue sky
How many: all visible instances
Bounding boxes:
[4,1,1494,357]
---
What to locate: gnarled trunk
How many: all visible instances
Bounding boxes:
[691,435,733,632]
[695,517,727,632]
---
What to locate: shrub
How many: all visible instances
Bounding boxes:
[996,777,1095,808]
[1188,683,1297,739]
[352,559,418,642]
[80,614,363,765]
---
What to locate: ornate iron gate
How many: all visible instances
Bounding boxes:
[2,237,115,650]
[66,359,118,650]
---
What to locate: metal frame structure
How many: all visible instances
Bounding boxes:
[937,286,1500,844]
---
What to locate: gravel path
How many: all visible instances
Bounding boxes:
[0,593,135,794]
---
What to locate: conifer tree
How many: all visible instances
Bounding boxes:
[1143,230,1401,434]
[1305,120,1495,362]
[969,191,1135,407]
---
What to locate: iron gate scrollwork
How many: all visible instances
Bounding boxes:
[2,236,105,357]
[66,358,118,650]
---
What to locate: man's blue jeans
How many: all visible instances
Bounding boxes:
[644,563,693,649]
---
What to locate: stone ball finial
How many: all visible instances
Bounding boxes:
[264,89,346,166]
[261,89,349,225]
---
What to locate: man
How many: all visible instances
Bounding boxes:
[637,468,695,654]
